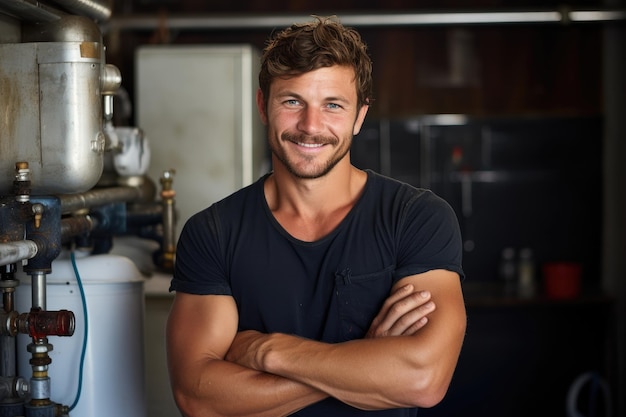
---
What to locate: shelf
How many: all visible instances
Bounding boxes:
[462,281,612,308]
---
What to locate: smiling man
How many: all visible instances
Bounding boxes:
[166,16,466,417]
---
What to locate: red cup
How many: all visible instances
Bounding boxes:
[542,262,582,299]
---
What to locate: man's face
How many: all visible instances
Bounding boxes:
[258,65,368,180]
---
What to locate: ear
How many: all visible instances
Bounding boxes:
[256,88,268,125]
[352,104,370,136]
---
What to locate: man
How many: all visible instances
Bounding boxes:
[167,16,466,417]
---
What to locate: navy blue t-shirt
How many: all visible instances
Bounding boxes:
[171,169,464,416]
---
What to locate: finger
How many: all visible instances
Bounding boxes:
[366,285,415,338]
[386,300,436,336]
[384,284,416,308]
[403,316,429,335]
[367,291,433,338]
[375,290,431,332]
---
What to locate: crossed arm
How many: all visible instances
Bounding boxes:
[166,269,466,417]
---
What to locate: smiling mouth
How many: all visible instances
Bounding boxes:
[282,132,338,149]
[296,142,325,148]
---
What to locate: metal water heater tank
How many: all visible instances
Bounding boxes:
[0,16,112,195]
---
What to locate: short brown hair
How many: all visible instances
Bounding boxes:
[259,16,373,109]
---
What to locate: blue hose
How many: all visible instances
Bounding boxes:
[69,252,89,412]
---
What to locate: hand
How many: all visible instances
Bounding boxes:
[366,284,436,338]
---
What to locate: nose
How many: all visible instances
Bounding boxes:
[297,106,323,135]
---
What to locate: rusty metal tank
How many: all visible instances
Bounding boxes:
[0,15,114,195]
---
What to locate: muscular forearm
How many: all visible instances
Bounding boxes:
[167,293,327,417]
[226,274,466,411]
[231,332,438,410]
[172,358,327,417]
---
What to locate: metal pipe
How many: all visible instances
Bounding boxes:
[0,0,64,23]
[58,186,143,214]
[1,1,623,28]
[0,241,38,267]
[0,264,18,381]
[159,170,176,271]
[60,215,97,243]
[48,0,112,21]
[30,271,46,311]
[0,0,113,22]
[103,7,626,33]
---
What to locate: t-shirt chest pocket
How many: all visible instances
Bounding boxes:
[333,265,394,341]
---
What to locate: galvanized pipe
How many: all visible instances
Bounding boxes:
[58,186,144,214]
[0,241,38,267]
[30,271,46,310]
[60,215,97,243]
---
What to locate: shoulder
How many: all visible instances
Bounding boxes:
[364,169,450,213]
[363,171,464,279]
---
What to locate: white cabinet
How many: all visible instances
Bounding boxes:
[136,45,267,237]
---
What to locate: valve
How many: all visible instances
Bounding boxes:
[32,204,44,230]
[0,309,75,339]
[17,309,75,340]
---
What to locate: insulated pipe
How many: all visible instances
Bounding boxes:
[0,241,38,267]
[103,7,626,33]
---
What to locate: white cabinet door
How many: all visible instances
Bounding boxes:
[137,45,267,238]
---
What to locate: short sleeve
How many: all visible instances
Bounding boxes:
[394,190,465,281]
[169,205,233,295]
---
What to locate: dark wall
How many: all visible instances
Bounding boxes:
[421,297,614,417]
[352,115,604,286]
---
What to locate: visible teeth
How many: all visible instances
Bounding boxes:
[298,142,324,148]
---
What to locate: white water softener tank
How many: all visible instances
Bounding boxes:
[15,252,146,417]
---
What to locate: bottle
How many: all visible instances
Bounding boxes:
[499,247,517,295]
[517,247,536,298]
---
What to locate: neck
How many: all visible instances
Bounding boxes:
[264,162,367,241]
[268,160,363,211]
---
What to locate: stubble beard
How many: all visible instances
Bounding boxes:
[271,131,352,180]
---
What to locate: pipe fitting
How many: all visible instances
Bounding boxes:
[17,309,75,339]
[28,376,50,402]
[0,310,18,336]
[13,162,31,203]
[23,197,62,274]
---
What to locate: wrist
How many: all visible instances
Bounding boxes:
[259,332,283,374]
